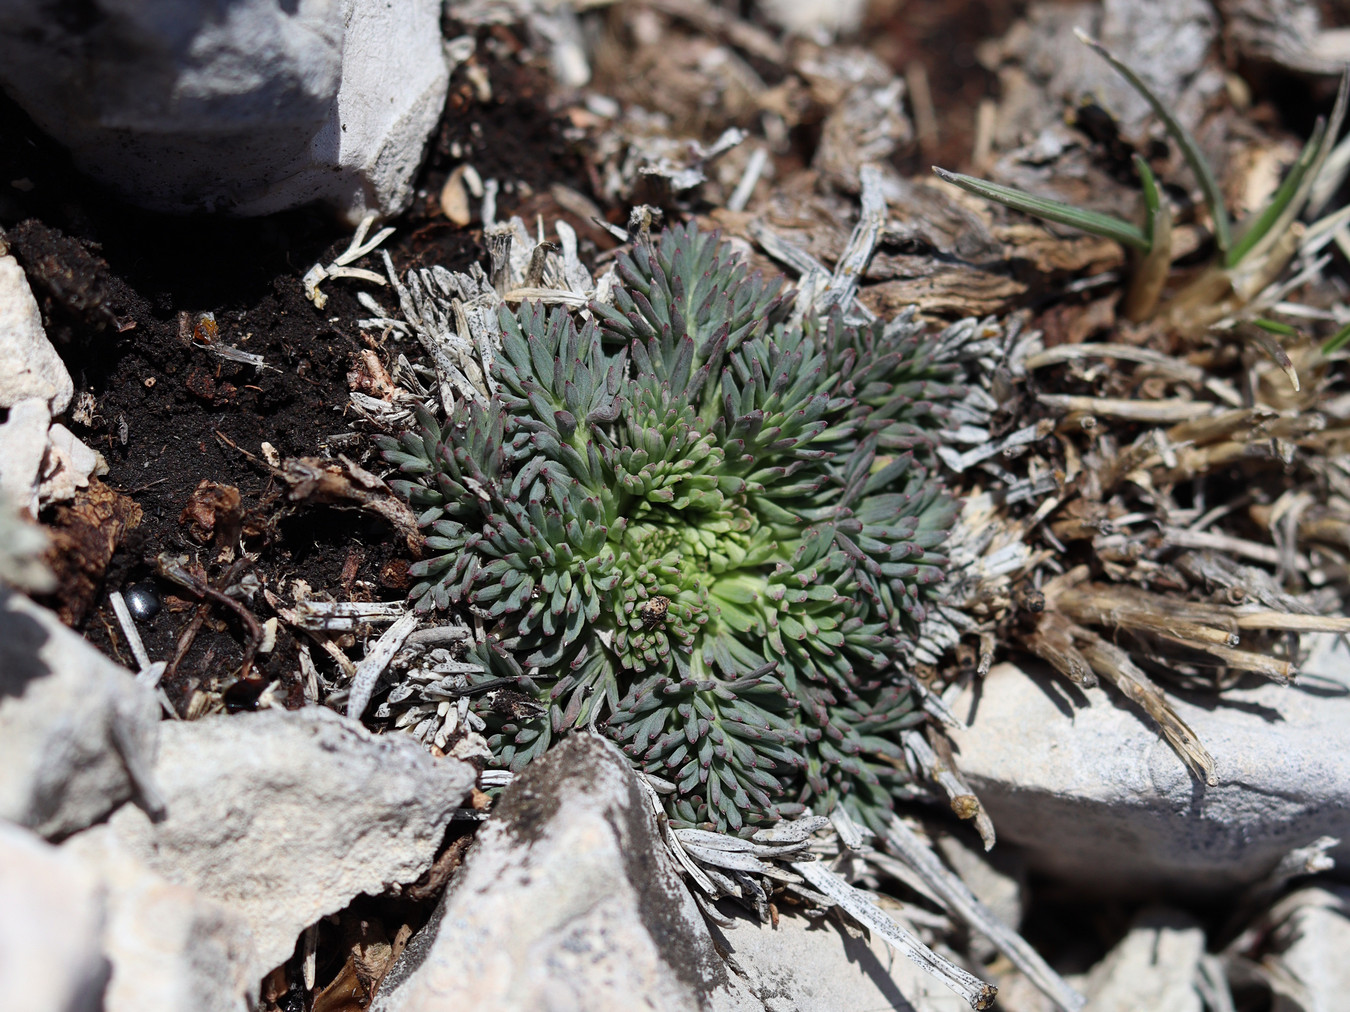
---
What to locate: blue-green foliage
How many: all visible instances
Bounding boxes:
[379,225,963,834]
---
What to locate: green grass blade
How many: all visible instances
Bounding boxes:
[1252,317,1299,337]
[1323,321,1350,355]
[932,167,1150,251]
[1135,155,1161,247]
[1076,29,1232,255]
[1232,70,1349,269]
[1227,119,1326,267]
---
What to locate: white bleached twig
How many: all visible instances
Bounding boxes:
[790,859,997,1010]
[885,816,1085,1012]
[347,611,419,719]
[303,213,396,309]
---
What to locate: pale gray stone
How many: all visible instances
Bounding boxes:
[1080,908,1204,1012]
[934,831,1026,965]
[0,1,448,221]
[38,424,106,507]
[0,590,161,840]
[1260,885,1350,1012]
[711,905,971,1012]
[0,397,51,515]
[0,255,71,413]
[75,706,476,978]
[0,822,107,1012]
[948,656,1350,895]
[63,825,258,1012]
[374,732,746,1012]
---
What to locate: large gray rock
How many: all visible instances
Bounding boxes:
[0,821,108,1012]
[948,655,1350,895]
[63,826,258,1012]
[713,906,970,1012]
[0,253,72,413]
[65,706,476,978]
[1257,885,1350,1012]
[0,0,449,220]
[1079,908,1204,1012]
[0,589,161,839]
[375,732,750,1012]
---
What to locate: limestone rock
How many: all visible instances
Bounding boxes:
[0,397,51,515]
[38,424,107,508]
[711,906,971,1012]
[0,0,449,221]
[64,826,258,1012]
[74,706,476,977]
[374,732,744,1012]
[1258,885,1350,1012]
[0,822,108,1012]
[1080,908,1204,1012]
[948,657,1350,895]
[0,254,71,412]
[0,589,161,840]
[989,0,1222,148]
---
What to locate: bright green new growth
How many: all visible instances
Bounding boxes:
[935,32,1348,276]
[379,225,964,834]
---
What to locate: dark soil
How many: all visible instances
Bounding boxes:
[0,34,594,714]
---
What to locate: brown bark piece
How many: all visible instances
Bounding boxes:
[41,477,142,626]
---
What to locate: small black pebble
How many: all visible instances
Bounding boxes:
[124,582,161,620]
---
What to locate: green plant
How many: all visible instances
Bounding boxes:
[378,225,964,834]
[935,32,1347,325]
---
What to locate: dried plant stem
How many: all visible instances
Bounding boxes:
[1021,610,1098,687]
[1039,394,1218,423]
[882,816,1085,1012]
[1073,629,1218,785]
[791,859,999,1010]
[1233,611,1350,632]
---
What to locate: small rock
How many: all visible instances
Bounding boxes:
[38,424,107,507]
[0,253,72,412]
[1080,908,1204,1012]
[374,732,741,1012]
[0,821,107,1012]
[948,660,1350,895]
[758,0,867,37]
[712,905,970,1012]
[64,825,258,1012]
[0,2,449,220]
[1257,884,1350,1011]
[66,706,475,978]
[0,589,161,839]
[0,397,51,515]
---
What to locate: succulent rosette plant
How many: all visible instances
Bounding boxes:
[379,225,965,834]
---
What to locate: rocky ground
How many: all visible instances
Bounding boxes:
[4,0,1350,1010]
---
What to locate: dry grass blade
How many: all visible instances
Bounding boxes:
[1236,321,1300,392]
[1038,394,1219,423]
